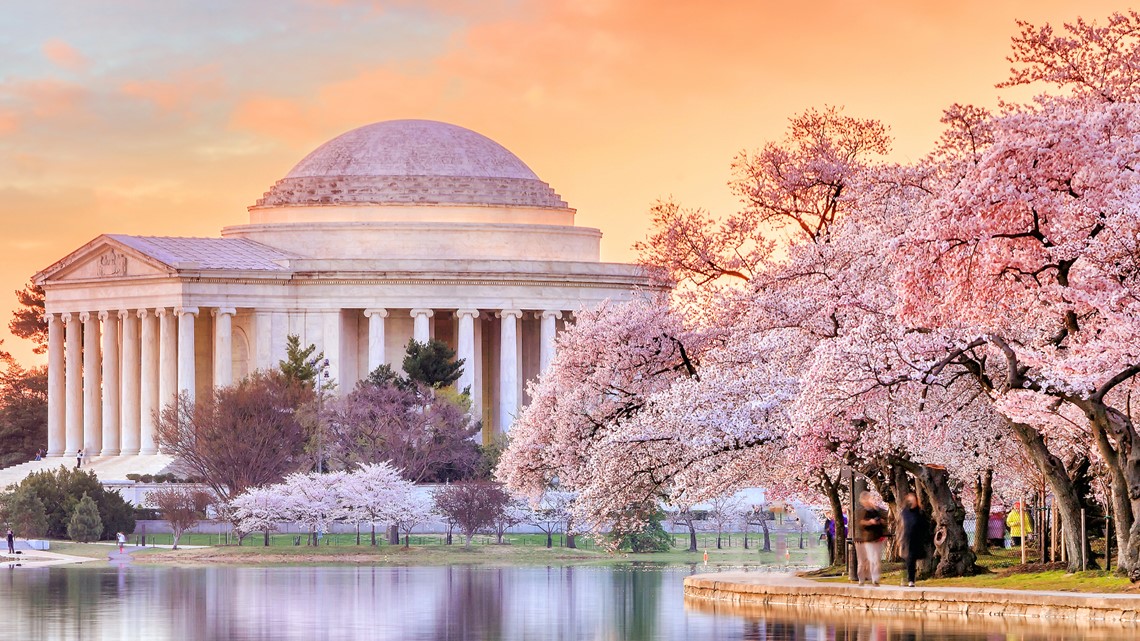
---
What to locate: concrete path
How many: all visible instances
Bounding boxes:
[684,571,1140,622]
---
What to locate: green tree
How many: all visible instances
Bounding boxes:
[402,339,464,389]
[67,493,103,542]
[14,467,134,539]
[279,334,324,388]
[613,505,672,553]
[9,280,46,354]
[4,486,48,538]
[364,363,410,391]
[0,362,47,467]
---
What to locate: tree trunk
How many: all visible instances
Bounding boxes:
[464,533,474,548]
[371,523,376,547]
[567,533,577,549]
[687,527,698,552]
[761,521,771,552]
[820,470,846,567]
[902,460,977,577]
[172,530,182,551]
[1089,414,1135,574]
[716,534,722,550]
[263,528,270,547]
[1009,420,1093,572]
[356,524,361,546]
[387,524,399,545]
[973,469,993,556]
[546,532,553,548]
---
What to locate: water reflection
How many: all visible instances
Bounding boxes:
[0,565,1135,641]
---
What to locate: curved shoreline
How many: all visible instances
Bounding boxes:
[683,572,1140,624]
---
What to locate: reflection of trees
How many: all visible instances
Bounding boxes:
[431,566,505,641]
[612,566,663,641]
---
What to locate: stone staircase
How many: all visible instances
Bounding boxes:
[0,454,177,490]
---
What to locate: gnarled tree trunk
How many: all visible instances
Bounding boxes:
[899,460,977,577]
[819,469,846,567]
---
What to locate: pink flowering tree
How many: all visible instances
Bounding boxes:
[338,463,416,546]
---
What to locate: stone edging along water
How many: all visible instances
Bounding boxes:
[683,572,1140,623]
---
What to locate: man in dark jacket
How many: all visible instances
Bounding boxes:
[900,492,929,587]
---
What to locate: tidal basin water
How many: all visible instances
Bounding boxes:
[1,565,1135,641]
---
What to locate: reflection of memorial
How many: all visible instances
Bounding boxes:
[16,119,651,483]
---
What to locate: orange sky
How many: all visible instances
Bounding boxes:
[0,0,1125,365]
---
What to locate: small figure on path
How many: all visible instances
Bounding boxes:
[987,509,1006,548]
[855,492,886,586]
[34,449,42,461]
[76,448,84,468]
[117,532,126,554]
[6,528,14,554]
[1007,502,1031,547]
[899,492,928,587]
[821,515,836,566]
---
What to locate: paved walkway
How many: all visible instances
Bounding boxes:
[684,571,1140,623]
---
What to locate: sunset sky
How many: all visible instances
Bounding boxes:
[0,0,1124,364]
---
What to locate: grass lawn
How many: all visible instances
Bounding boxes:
[123,531,829,568]
[810,547,1139,593]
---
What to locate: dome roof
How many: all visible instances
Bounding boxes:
[252,119,569,210]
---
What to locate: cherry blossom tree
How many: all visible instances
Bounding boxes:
[229,485,289,546]
[338,463,415,546]
[278,471,348,546]
[392,491,434,548]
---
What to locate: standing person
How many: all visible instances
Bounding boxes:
[899,492,928,587]
[117,532,126,554]
[6,528,14,554]
[76,448,83,468]
[855,492,886,586]
[987,509,1006,549]
[1007,502,1031,547]
[821,515,836,566]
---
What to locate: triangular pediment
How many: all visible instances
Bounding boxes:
[35,236,176,284]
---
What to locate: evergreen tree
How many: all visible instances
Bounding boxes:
[364,363,410,391]
[67,493,103,542]
[402,339,464,389]
[279,334,324,388]
[0,362,47,467]
[4,486,48,538]
[9,280,46,354]
[14,467,134,538]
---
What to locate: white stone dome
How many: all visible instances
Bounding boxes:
[252,119,569,210]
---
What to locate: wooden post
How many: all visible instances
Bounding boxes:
[1050,499,1057,563]
[1080,508,1087,571]
[1020,498,1027,565]
[1106,497,1112,572]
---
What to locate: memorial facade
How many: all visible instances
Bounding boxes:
[34,119,650,462]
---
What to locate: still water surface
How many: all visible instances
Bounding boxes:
[0,565,1134,641]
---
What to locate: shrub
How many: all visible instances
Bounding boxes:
[10,466,134,539]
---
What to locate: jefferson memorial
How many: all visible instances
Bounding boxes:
[27,120,649,475]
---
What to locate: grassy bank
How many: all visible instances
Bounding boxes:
[122,533,827,567]
[809,548,1138,593]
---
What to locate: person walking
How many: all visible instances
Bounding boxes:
[1007,502,1032,547]
[899,492,928,587]
[855,492,886,586]
[6,528,14,555]
[117,532,126,554]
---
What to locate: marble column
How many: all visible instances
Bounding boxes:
[177,307,198,403]
[497,309,522,432]
[539,310,562,373]
[120,310,141,456]
[46,313,65,456]
[322,310,341,389]
[456,309,478,398]
[254,310,273,371]
[364,308,388,372]
[64,313,82,457]
[213,307,236,387]
[158,308,178,414]
[137,309,158,455]
[270,310,289,364]
[100,311,121,456]
[80,312,102,456]
[411,308,433,343]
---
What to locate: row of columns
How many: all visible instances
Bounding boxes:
[45,305,564,458]
[363,308,562,431]
[45,307,218,458]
